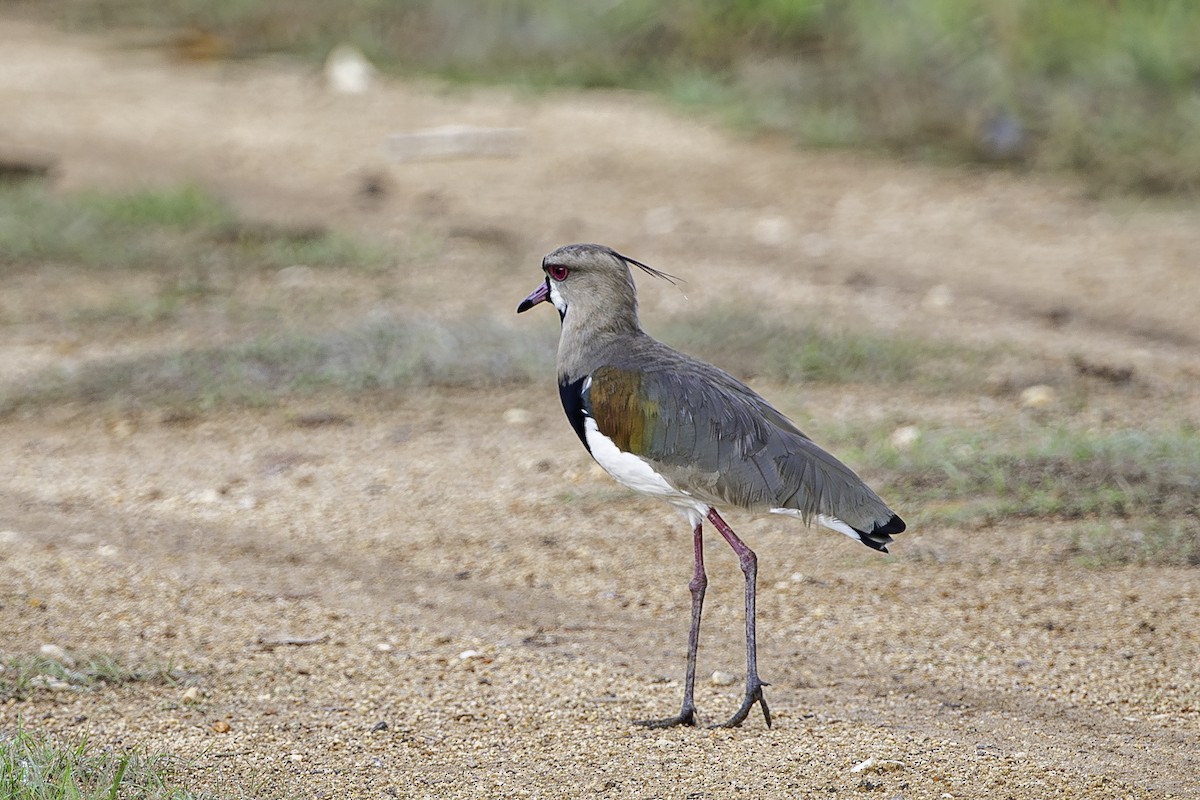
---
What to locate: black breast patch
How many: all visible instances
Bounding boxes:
[558,376,591,453]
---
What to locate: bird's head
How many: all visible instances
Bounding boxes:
[517,243,676,333]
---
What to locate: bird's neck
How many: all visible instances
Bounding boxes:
[557,309,643,382]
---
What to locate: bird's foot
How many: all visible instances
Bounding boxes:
[711,680,771,729]
[633,705,697,729]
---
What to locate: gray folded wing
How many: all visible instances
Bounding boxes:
[596,361,896,534]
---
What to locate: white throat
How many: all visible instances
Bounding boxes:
[548,280,567,315]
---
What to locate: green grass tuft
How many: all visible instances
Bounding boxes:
[1,723,204,800]
[0,651,184,702]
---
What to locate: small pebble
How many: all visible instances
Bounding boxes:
[324,44,375,95]
[850,758,906,774]
[888,425,921,451]
[503,408,531,426]
[277,265,314,287]
[458,649,483,661]
[211,720,230,733]
[752,216,789,247]
[923,284,954,310]
[710,670,738,686]
[800,233,830,258]
[1020,384,1057,410]
[643,206,678,236]
[376,642,393,652]
[97,544,120,558]
[39,644,73,665]
[182,686,202,704]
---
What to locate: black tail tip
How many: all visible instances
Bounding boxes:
[857,514,905,553]
[877,513,906,536]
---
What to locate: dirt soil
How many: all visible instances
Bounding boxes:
[2,17,1199,800]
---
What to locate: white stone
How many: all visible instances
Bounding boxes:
[388,126,526,162]
[39,644,73,665]
[458,649,483,661]
[849,757,905,773]
[324,44,375,94]
[502,408,531,425]
[752,216,789,247]
[277,265,314,288]
[643,206,678,236]
[923,284,954,310]
[800,233,830,258]
[710,670,738,686]
[1020,384,1058,409]
[888,425,922,451]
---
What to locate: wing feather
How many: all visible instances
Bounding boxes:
[587,360,896,533]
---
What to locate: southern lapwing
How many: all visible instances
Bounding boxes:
[517,243,905,729]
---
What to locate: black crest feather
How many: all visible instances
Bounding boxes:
[607,247,681,285]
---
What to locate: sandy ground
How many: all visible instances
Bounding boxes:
[2,16,1199,799]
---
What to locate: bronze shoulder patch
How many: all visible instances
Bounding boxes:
[589,366,657,456]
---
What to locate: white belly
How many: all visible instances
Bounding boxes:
[583,417,709,525]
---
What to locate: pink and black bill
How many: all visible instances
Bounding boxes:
[517,281,550,313]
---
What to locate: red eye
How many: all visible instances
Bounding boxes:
[547,264,569,282]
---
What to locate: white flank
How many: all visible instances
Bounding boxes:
[770,508,862,543]
[583,418,708,524]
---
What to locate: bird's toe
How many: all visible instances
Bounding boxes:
[711,683,771,729]
[633,706,698,729]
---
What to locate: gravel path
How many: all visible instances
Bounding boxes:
[2,17,1199,799]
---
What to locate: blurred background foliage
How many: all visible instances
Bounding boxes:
[30,0,1200,195]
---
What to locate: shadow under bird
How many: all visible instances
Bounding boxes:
[517,243,905,728]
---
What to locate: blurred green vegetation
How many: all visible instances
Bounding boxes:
[830,420,1200,566]
[0,182,388,273]
[37,0,1200,194]
[661,307,991,389]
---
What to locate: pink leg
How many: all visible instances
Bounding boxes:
[635,519,707,728]
[707,507,771,728]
